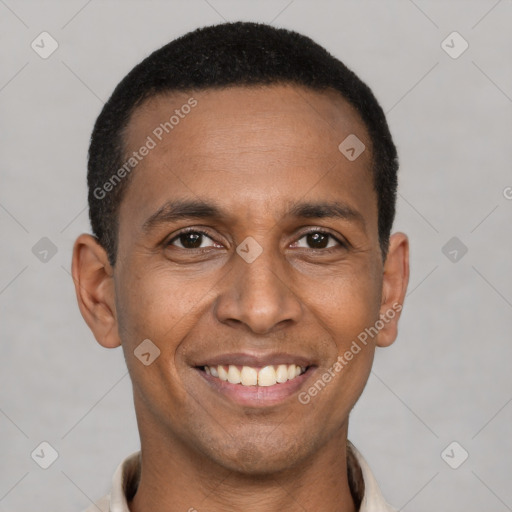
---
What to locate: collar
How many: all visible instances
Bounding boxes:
[87,441,396,511]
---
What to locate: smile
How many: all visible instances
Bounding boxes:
[196,363,316,408]
[203,364,307,387]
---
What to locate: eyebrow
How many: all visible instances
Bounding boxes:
[288,201,365,230]
[142,199,365,233]
[142,199,225,233]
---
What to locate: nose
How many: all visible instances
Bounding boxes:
[213,244,303,335]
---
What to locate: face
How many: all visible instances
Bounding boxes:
[74,84,408,475]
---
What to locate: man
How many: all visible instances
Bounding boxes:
[72,21,409,512]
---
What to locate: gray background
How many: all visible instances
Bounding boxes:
[1,0,511,510]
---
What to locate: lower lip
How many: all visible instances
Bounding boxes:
[195,367,316,407]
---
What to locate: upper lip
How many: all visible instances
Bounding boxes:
[195,352,316,368]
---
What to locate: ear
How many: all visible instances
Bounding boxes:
[71,233,121,348]
[376,232,409,348]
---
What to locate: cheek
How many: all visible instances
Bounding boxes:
[114,264,222,403]
[116,265,208,343]
[114,269,206,417]
[300,274,380,429]
[306,262,382,347]
[300,263,381,401]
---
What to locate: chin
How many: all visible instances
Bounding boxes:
[208,437,307,476]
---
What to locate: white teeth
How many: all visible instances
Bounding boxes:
[204,363,307,386]
[218,365,228,381]
[241,366,258,386]
[276,364,288,383]
[227,365,241,384]
[258,366,277,386]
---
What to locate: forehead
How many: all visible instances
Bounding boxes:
[125,84,369,157]
[119,84,375,233]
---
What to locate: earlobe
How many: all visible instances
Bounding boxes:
[71,234,121,348]
[376,232,410,348]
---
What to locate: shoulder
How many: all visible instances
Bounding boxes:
[348,441,397,512]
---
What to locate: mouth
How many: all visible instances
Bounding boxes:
[201,363,308,386]
[194,357,317,407]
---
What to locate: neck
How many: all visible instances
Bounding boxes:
[129,404,358,512]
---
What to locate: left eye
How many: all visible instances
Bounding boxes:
[292,231,342,250]
[168,230,218,249]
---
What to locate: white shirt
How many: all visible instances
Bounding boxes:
[83,441,396,511]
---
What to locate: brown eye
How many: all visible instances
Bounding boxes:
[168,230,217,249]
[306,232,329,249]
[293,230,343,250]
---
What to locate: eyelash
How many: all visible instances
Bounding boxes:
[166,227,222,250]
[166,227,347,252]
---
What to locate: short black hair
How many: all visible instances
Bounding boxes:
[88,21,398,266]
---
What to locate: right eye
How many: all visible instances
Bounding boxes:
[167,229,221,250]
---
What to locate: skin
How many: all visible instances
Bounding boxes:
[72,84,409,512]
